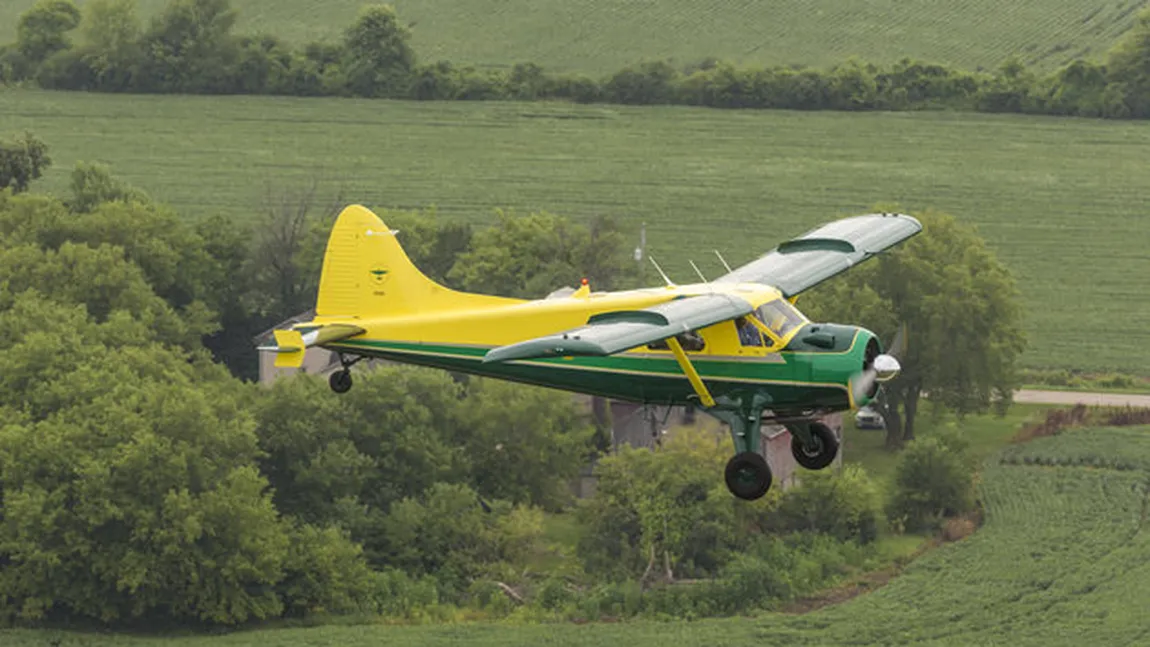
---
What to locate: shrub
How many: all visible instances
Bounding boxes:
[887,436,976,532]
[769,464,881,543]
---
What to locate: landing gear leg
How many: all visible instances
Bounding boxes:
[328,353,365,394]
[704,392,773,501]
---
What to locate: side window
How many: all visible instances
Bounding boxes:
[756,300,804,338]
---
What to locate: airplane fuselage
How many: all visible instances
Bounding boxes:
[320,282,879,416]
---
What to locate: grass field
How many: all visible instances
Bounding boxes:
[5,89,1150,373]
[2,0,1146,74]
[7,423,1149,646]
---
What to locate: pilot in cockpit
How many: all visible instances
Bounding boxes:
[736,317,763,347]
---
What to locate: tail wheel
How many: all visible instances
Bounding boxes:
[791,422,839,470]
[724,451,773,500]
[329,369,353,394]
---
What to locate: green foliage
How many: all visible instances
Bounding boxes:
[887,435,976,532]
[14,0,80,69]
[253,365,588,579]
[457,379,596,510]
[0,243,208,348]
[448,210,638,298]
[1106,9,1150,117]
[576,428,746,582]
[279,523,382,617]
[6,0,1143,80]
[0,296,286,624]
[253,366,468,531]
[68,160,149,212]
[372,207,472,285]
[340,3,414,97]
[769,465,881,543]
[0,131,50,193]
[136,0,238,93]
[377,482,544,595]
[802,209,1027,445]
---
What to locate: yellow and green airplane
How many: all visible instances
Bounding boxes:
[260,205,920,500]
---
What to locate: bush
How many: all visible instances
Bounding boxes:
[887,436,976,532]
[769,464,881,543]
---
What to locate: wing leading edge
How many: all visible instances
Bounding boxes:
[713,213,922,297]
[482,293,753,363]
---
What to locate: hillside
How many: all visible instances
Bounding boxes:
[4,90,1150,373]
[1,0,1147,74]
[5,424,1149,645]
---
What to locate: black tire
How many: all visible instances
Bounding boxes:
[724,451,773,500]
[329,369,353,394]
[791,422,839,470]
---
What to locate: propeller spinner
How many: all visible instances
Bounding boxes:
[850,325,906,406]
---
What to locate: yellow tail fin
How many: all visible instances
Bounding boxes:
[315,205,518,319]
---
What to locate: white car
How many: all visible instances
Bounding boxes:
[855,406,885,430]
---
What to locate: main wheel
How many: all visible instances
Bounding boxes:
[791,422,839,470]
[724,451,773,500]
[329,369,353,394]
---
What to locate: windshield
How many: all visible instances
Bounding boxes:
[755,298,806,339]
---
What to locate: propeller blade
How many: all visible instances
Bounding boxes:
[851,367,878,405]
[887,323,907,359]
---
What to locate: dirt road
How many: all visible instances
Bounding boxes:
[1014,389,1150,407]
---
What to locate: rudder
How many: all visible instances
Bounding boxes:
[315,205,515,319]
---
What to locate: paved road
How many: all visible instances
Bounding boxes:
[1014,389,1150,407]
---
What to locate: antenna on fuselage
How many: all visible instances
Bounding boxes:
[713,250,734,273]
[648,256,675,287]
[688,259,713,292]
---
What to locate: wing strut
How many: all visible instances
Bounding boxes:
[665,337,716,408]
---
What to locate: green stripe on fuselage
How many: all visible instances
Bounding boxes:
[329,332,866,411]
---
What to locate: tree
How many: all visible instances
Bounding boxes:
[68,160,149,212]
[0,131,51,194]
[458,379,596,510]
[0,294,283,624]
[13,0,81,70]
[448,210,639,299]
[800,209,1026,448]
[0,294,379,625]
[382,207,473,285]
[375,482,543,594]
[1106,8,1150,117]
[248,180,345,320]
[73,0,142,90]
[0,242,211,349]
[252,365,470,564]
[887,434,976,532]
[577,427,743,584]
[342,4,415,97]
[137,0,239,92]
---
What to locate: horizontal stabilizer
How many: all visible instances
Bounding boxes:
[270,330,305,368]
[257,323,365,369]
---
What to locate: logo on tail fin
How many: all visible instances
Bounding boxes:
[370,268,390,285]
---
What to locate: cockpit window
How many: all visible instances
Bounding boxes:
[756,299,805,339]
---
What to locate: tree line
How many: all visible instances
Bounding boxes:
[0,134,1020,628]
[3,0,1150,119]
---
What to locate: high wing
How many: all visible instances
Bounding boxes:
[257,322,365,368]
[713,213,922,298]
[482,293,753,363]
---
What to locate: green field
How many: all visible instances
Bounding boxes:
[7,423,1149,646]
[5,89,1149,373]
[1,0,1145,73]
